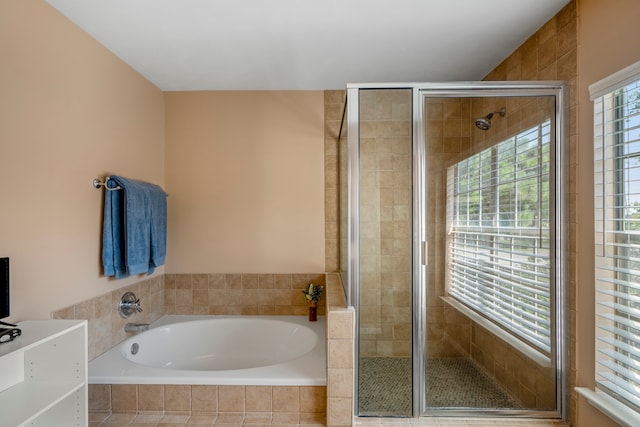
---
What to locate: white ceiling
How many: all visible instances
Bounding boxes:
[45,0,570,91]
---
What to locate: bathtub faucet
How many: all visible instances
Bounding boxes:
[124,323,149,333]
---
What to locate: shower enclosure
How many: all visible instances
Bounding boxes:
[342,83,567,419]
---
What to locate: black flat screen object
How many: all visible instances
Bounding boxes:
[0,257,8,319]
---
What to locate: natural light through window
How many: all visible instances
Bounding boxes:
[446,121,552,354]
[593,76,640,411]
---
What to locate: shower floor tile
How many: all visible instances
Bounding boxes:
[358,357,520,416]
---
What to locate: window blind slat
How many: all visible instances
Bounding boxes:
[598,361,640,386]
[449,269,551,310]
[598,289,640,306]
[450,251,550,292]
[447,121,552,354]
[597,301,640,320]
[451,279,550,326]
[598,338,640,361]
[450,286,550,348]
[594,77,640,412]
[597,312,640,332]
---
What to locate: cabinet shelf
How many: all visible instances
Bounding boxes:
[0,320,87,427]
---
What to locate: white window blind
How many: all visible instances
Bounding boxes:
[593,68,640,411]
[446,122,552,353]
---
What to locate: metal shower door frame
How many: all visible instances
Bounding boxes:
[347,82,568,420]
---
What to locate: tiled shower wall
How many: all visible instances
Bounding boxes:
[324,90,345,274]
[424,97,472,359]
[358,89,413,358]
[472,1,576,410]
[477,1,576,407]
[423,0,577,408]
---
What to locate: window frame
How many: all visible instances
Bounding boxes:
[590,59,640,416]
[446,120,553,354]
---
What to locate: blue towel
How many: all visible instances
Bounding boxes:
[147,182,167,270]
[102,176,167,279]
[102,178,127,278]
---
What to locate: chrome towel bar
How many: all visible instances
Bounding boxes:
[93,176,122,191]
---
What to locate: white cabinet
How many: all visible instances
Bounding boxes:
[0,320,87,427]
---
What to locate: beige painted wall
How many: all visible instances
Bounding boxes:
[4,0,639,422]
[164,91,325,273]
[576,0,640,425]
[0,1,165,321]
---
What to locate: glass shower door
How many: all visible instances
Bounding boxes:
[419,89,564,416]
[354,88,414,416]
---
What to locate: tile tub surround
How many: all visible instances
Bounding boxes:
[325,273,354,427]
[89,384,326,418]
[164,273,327,316]
[88,274,347,425]
[52,275,165,360]
[51,273,327,361]
[52,273,336,425]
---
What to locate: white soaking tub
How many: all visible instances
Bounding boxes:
[88,315,326,386]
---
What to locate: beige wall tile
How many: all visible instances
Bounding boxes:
[111,384,137,413]
[218,385,245,412]
[327,310,353,340]
[138,384,164,412]
[175,289,193,307]
[175,274,193,290]
[272,413,300,425]
[272,386,300,413]
[164,385,191,413]
[164,274,176,289]
[274,274,293,289]
[245,386,272,413]
[300,412,326,426]
[95,293,113,318]
[193,289,209,307]
[300,386,326,413]
[328,339,353,369]
[328,369,352,399]
[225,274,243,290]
[192,274,208,290]
[208,274,225,289]
[191,385,218,414]
[327,397,352,427]
[88,384,111,412]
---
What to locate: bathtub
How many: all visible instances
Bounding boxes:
[89,315,326,386]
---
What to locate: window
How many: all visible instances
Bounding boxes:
[593,67,640,411]
[446,121,552,353]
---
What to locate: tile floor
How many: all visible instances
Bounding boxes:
[356,417,569,427]
[91,413,569,427]
[89,412,326,427]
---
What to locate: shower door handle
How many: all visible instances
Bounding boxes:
[421,241,428,266]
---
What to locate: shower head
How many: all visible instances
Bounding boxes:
[475,107,506,130]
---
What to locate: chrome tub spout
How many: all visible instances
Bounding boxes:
[124,323,149,333]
